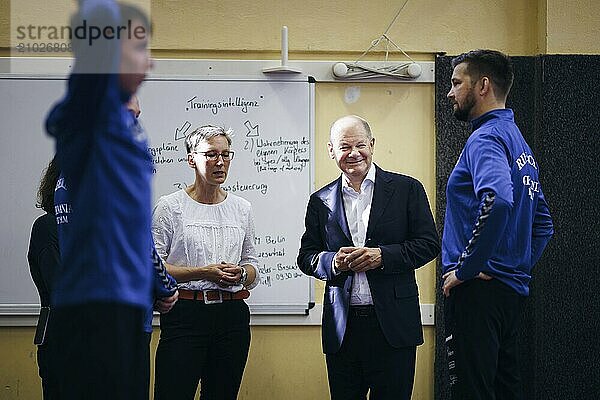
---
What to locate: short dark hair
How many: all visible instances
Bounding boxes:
[36,156,60,214]
[451,49,514,100]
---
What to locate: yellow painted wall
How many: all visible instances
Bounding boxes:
[1,1,600,399]
[2,0,600,56]
[0,325,434,400]
[3,0,597,56]
[147,0,538,56]
[3,0,600,57]
[0,328,40,399]
[545,0,600,54]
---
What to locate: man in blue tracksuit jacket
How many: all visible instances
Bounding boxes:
[45,1,167,398]
[442,49,554,400]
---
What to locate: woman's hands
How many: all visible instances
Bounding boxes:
[164,261,247,287]
[205,262,243,287]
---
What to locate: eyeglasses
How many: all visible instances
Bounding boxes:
[192,151,235,161]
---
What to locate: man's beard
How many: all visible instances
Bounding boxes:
[453,90,476,122]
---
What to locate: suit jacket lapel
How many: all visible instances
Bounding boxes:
[323,177,352,242]
[366,166,394,239]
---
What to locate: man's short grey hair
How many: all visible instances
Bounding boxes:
[185,125,233,154]
[329,115,372,143]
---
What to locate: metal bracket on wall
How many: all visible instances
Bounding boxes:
[2,57,435,83]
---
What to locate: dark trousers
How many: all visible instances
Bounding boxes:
[47,302,147,400]
[154,299,251,400]
[445,279,524,400]
[142,332,152,399]
[37,343,59,400]
[326,306,417,400]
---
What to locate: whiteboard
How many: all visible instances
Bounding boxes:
[0,75,315,315]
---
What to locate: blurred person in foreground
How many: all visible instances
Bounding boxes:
[45,1,159,397]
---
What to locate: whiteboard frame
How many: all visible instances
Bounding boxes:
[0,72,316,318]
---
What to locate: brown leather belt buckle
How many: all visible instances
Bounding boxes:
[203,289,223,304]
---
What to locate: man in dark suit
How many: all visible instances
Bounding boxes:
[298,115,440,400]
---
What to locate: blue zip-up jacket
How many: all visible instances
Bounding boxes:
[46,0,154,309]
[55,170,177,333]
[442,109,553,296]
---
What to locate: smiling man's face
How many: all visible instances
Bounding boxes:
[328,118,374,184]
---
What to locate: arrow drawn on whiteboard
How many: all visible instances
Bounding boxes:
[175,121,192,140]
[244,120,260,137]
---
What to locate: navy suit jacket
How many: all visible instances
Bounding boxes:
[297,165,440,354]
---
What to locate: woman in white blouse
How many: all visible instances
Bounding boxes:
[152,125,260,400]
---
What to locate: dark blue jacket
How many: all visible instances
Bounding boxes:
[298,165,440,353]
[55,168,176,333]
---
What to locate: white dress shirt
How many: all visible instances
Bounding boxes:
[340,163,376,305]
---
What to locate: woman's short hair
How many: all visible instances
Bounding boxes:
[185,125,233,154]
